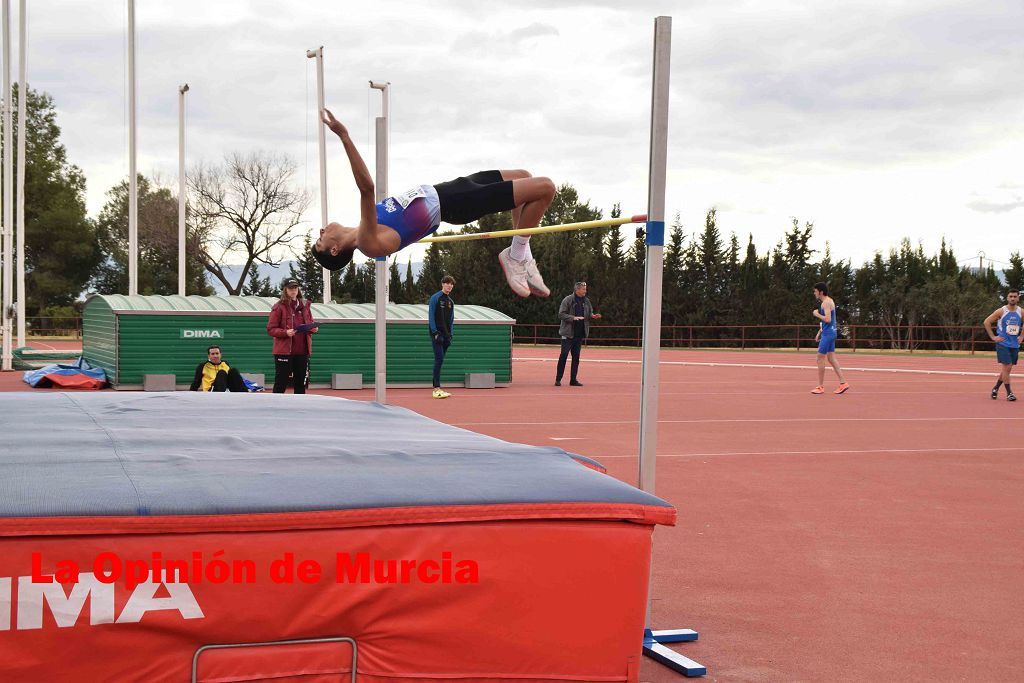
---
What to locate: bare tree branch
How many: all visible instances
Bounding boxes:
[186,152,311,295]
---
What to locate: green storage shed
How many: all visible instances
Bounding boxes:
[82,295,514,390]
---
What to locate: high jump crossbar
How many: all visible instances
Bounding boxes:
[419,215,648,244]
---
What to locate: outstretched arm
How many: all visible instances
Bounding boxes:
[321,108,384,252]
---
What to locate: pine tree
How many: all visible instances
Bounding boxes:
[664,213,685,284]
[1004,252,1023,293]
[7,86,104,313]
[418,242,450,299]
[404,257,418,303]
[241,268,273,297]
[287,234,324,299]
[388,258,403,303]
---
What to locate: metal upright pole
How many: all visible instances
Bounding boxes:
[127,0,137,296]
[638,16,706,678]
[306,47,330,303]
[2,0,13,371]
[638,26,670,494]
[14,0,24,346]
[370,81,389,404]
[177,84,188,296]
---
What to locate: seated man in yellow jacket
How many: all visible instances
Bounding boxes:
[189,345,249,392]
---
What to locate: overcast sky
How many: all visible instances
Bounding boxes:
[19,0,1024,270]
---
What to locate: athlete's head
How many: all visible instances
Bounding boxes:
[814,282,829,300]
[1008,289,1020,306]
[207,345,222,363]
[312,222,358,271]
[441,275,455,295]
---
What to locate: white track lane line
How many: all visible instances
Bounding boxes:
[515,356,996,377]
[594,446,1024,459]
[452,416,1023,426]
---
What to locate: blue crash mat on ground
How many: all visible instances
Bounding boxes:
[0,392,672,518]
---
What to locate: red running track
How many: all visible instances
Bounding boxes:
[2,346,1022,681]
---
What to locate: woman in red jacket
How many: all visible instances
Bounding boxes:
[267,278,319,394]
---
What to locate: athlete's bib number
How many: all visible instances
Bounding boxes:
[1007,324,1021,336]
[394,186,426,209]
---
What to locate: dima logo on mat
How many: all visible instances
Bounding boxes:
[180,329,224,339]
[0,575,204,630]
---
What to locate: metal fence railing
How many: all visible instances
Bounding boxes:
[24,317,83,340]
[513,323,1000,354]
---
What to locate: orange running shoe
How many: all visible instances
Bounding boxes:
[834,383,850,395]
[811,386,825,394]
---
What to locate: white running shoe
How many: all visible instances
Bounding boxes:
[432,388,450,399]
[524,258,550,297]
[498,247,531,298]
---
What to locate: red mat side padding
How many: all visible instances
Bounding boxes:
[1,518,656,682]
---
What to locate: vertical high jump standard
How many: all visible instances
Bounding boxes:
[638,15,706,678]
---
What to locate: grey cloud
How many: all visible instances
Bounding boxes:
[967,185,1024,213]
[967,199,1024,213]
[660,0,1024,169]
[509,23,560,42]
[20,0,1024,271]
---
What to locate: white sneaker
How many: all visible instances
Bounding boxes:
[498,247,531,298]
[432,388,450,399]
[524,258,550,297]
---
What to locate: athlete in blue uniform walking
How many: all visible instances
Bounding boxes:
[983,289,1021,401]
[812,282,850,395]
[312,109,552,298]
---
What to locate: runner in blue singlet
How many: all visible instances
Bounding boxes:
[984,289,1021,401]
[812,282,850,395]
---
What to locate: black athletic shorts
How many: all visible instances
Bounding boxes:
[433,170,516,225]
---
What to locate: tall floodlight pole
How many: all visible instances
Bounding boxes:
[2,0,13,371]
[177,84,189,296]
[306,47,330,303]
[127,0,137,296]
[14,0,24,346]
[638,16,706,678]
[370,81,389,404]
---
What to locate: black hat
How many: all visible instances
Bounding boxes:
[284,278,300,288]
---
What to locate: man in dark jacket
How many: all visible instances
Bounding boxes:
[190,345,248,392]
[428,275,456,398]
[555,282,601,387]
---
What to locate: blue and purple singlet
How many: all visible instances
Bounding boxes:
[376,185,442,249]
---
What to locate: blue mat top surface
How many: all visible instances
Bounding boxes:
[0,393,671,518]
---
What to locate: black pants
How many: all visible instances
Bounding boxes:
[432,335,451,388]
[273,354,309,394]
[556,337,584,382]
[212,368,248,392]
[433,170,516,225]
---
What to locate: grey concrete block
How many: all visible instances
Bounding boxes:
[332,373,363,390]
[464,372,496,389]
[143,374,177,392]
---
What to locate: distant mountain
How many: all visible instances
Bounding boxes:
[207,260,423,295]
[208,261,296,295]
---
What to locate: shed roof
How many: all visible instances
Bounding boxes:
[85,294,514,323]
